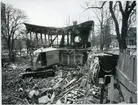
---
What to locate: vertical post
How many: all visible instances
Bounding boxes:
[100,84,104,104]
[26,32,29,56]
[48,35,50,45]
[67,32,69,47]
[36,32,38,47]
[99,78,104,104]
[51,35,52,46]
[63,35,65,46]
[40,33,43,46]
[109,76,114,103]
[69,31,71,46]
[70,32,73,46]
[45,34,47,46]
[26,32,29,39]
[57,35,58,45]
[30,32,32,40]
[67,54,70,65]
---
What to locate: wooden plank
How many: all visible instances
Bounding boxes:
[116,69,137,103]
[63,78,77,89]
[133,57,137,85]
[123,55,131,80]
[127,56,133,81]
[116,69,136,93]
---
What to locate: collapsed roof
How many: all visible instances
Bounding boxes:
[24,21,94,35]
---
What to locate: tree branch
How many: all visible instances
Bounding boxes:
[124,1,129,12]
[128,1,136,15]
[93,10,102,23]
[118,1,124,15]
[109,1,120,40]
[84,1,107,11]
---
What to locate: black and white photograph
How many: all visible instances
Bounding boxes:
[1,0,137,104]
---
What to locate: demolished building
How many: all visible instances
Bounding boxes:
[2,20,136,104]
[24,21,94,66]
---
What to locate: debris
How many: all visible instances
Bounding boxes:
[20,70,55,78]
[29,89,39,98]
[23,99,29,104]
[50,92,55,103]
[8,63,17,70]
[63,78,77,89]
[19,88,23,91]
[2,55,109,104]
[29,90,36,98]
[38,95,50,104]
[56,99,62,104]
[80,78,87,88]
[53,78,63,89]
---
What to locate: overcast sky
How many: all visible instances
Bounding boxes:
[2,0,98,27]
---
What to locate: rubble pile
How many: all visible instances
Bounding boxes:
[2,58,107,104]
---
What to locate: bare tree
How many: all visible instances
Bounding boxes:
[82,1,136,51]
[1,4,28,61]
[109,1,136,50]
[82,1,112,50]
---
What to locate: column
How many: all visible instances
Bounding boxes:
[40,33,43,45]
[45,34,47,46]
[57,35,58,45]
[36,32,38,47]
[30,32,32,40]
[70,32,73,46]
[67,32,69,46]
[48,35,50,45]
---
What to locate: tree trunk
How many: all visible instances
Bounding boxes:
[120,14,129,50]
[100,22,104,51]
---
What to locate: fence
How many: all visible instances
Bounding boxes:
[116,51,137,103]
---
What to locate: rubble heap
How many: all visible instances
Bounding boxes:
[2,55,108,104]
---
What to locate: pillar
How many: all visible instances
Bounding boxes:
[45,34,47,46]
[70,32,73,46]
[36,32,38,47]
[30,32,32,40]
[57,35,58,45]
[48,35,50,45]
[40,33,43,45]
[67,32,69,46]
